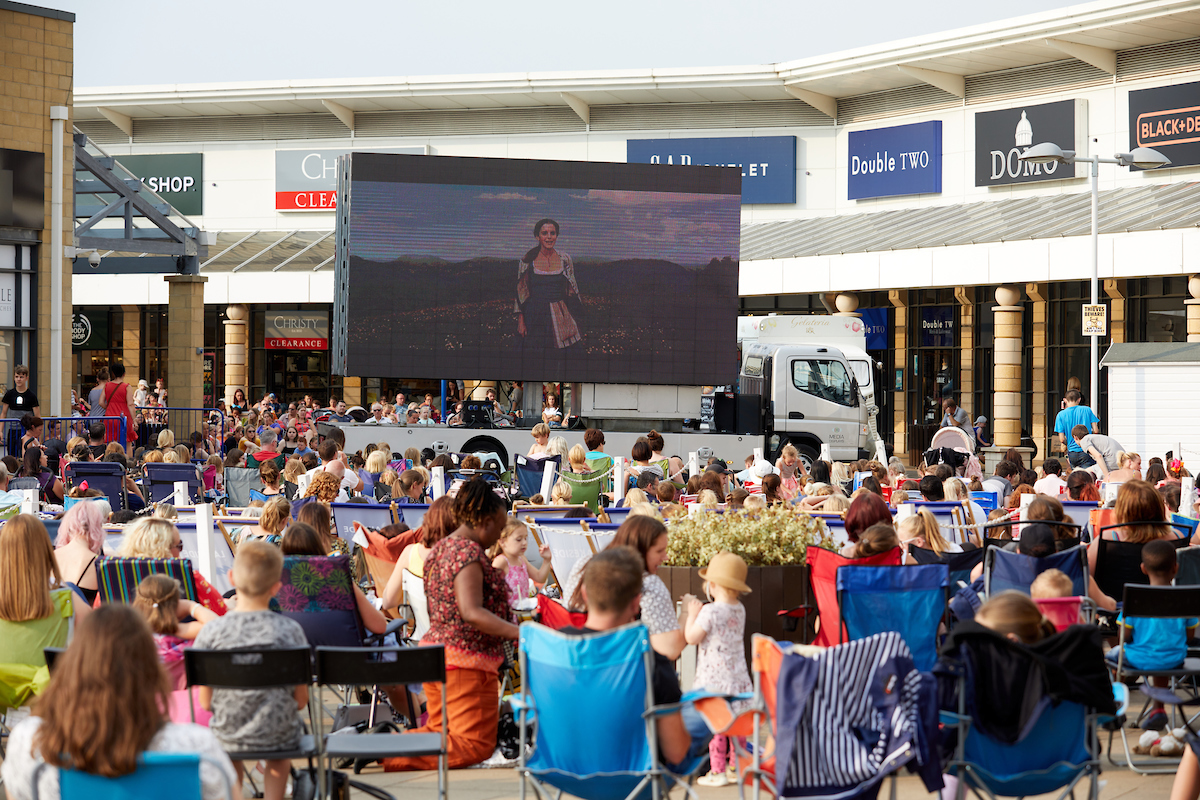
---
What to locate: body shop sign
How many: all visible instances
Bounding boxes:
[265,311,329,349]
[847,121,941,200]
[1129,80,1200,169]
[275,148,425,210]
[975,99,1088,186]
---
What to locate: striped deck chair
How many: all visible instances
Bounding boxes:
[95,557,200,604]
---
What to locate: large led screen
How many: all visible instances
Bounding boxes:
[336,153,741,385]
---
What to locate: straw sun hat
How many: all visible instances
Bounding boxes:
[698,551,752,594]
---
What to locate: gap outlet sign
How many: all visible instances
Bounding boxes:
[1129,80,1200,169]
[276,147,425,210]
[626,136,795,204]
[975,99,1087,186]
[847,121,941,200]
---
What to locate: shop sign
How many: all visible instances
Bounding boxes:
[1128,80,1200,169]
[920,307,954,348]
[0,272,32,328]
[202,351,215,408]
[71,313,91,347]
[860,308,889,350]
[0,148,44,229]
[974,99,1087,186]
[275,148,425,211]
[1082,304,1107,336]
[71,309,109,350]
[112,154,204,216]
[847,121,942,200]
[265,311,329,349]
[626,136,796,204]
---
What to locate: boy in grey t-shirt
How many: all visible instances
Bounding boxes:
[195,541,308,800]
[1072,426,1125,479]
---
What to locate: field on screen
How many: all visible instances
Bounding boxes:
[343,176,740,385]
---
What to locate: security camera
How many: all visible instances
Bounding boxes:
[87,250,101,269]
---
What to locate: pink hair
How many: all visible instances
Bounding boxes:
[56,500,109,552]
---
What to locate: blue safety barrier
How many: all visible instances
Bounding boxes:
[5,415,128,458]
[135,406,225,456]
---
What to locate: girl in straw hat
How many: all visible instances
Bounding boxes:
[683,551,753,787]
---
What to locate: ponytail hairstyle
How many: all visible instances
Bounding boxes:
[132,574,180,636]
[853,523,899,558]
[456,477,507,528]
[975,590,1056,644]
[646,430,665,454]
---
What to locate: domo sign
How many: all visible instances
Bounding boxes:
[847,121,942,200]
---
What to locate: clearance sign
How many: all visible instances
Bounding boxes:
[265,311,329,350]
[275,148,425,210]
[1129,80,1200,169]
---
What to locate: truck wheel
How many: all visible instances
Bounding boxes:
[462,436,508,469]
[790,443,820,473]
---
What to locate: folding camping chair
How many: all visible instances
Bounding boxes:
[514,453,560,499]
[985,543,1090,598]
[143,463,203,504]
[1178,546,1200,586]
[1092,523,1194,602]
[803,545,902,647]
[515,622,709,800]
[95,557,200,604]
[329,501,398,549]
[31,752,235,800]
[970,492,999,512]
[64,461,127,511]
[907,547,985,589]
[837,563,949,671]
[940,623,1106,800]
[1106,584,1200,774]
[559,468,605,514]
[527,518,596,592]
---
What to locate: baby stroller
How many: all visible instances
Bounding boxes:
[926,427,983,481]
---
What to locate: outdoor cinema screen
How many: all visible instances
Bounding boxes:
[335,152,741,386]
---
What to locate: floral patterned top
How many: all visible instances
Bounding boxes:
[693,601,752,696]
[423,535,511,673]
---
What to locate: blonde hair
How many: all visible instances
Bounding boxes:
[118,517,178,559]
[232,539,283,598]
[133,574,180,635]
[1030,569,1074,600]
[975,591,1056,644]
[890,489,909,508]
[156,429,175,450]
[629,503,665,521]
[153,503,177,520]
[486,518,527,559]
[696,489,719,508]
[898,510,954,555]
[206,453,223,474]
[742,495,767,511]
[66,436,86,455]
[531,423,550,439]
[943,477,968,501]
[282,458,305,484]
[0,515,62,621]
[550,480,573,505]
[781,443,798,460]
[546,436,569,461]
[162,450,181,464]
[144,450,163,464]
[365,450,388,474]
[260,496,291,536]
[624,488,650,506]
[1117,451,1140,469]
[568,444,588,470]
[822,494,850,513]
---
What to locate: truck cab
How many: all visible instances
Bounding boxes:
[741,342,871,465]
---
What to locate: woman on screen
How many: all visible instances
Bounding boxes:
[515,218,583,351]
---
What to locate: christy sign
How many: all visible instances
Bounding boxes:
[627,136,796,204]
[276,148,425,210]
[265,311,329,350]
[1129,79,1200,169]
[847,121,942,200]
[975,99,1088,186]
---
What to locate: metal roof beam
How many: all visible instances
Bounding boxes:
[561,92,589,125]
[232,230,299,272]
[321,99,355,132]
[782,85,837,119]
[312,254,334,272]
[272,231,333,272]
[896,65,965,97]
[200,230,260,269]
[96,107,132,137]
[1043,37,1117,74]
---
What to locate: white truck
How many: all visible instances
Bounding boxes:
[333,317,876,471]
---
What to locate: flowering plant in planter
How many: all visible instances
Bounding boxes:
[662,506,837,567]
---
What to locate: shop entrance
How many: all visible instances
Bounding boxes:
[906,297,959,463]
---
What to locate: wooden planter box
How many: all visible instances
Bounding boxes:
[657,565,815,656]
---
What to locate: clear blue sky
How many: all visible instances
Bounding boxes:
[63,0,1087,87]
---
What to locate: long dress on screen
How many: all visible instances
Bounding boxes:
[515,248,582,350]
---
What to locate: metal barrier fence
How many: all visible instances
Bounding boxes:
[2,415,128,458]
[134,407,226,456]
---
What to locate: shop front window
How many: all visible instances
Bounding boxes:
[906,289,960,459]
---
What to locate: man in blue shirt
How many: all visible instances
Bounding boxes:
[1052,390,1099,468]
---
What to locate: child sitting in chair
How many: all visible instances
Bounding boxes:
[1108,539,1197,731]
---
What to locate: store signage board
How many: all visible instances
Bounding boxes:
[847,121,942,200]
[627,136,793,204]
[265,311,329,349]
[113,154,204,216]
[275,148,425,210]
[1128,79,1200,169]
[974,99,1088,187]
[1082,304,1107,336]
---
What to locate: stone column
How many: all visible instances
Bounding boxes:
[992,285,1023,450]
[1104,280,1127,344]
[1026,283,1049,457]
[164,275,207,410]
[120,304,141,384]
[1188,276,1200,342]
[955,287,975,417]
[223,304,247,406]
[889,290,908,459]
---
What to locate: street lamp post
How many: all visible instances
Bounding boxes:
[1018,144,1170,419]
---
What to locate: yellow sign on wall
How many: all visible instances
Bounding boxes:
[1082,304,1107,336]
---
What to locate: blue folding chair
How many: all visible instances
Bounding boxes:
[515,453,560,499]
[396,502,430,530]
[143,463,202,504]
[329,501,398,548]
[64,461,127,511]
[31,751,234,800]
[984,543,1089,597]
[515,622,706,800]
[837,563,949,671]
[908,547,985,590]
[970,491,999,512]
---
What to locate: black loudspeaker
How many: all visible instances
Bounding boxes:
[735,394,763,435]
[712,392,736,433]
[462,401,493,428]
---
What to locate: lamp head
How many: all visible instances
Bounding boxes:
[1117,147,1171,170]
[1018,142,1075,165]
